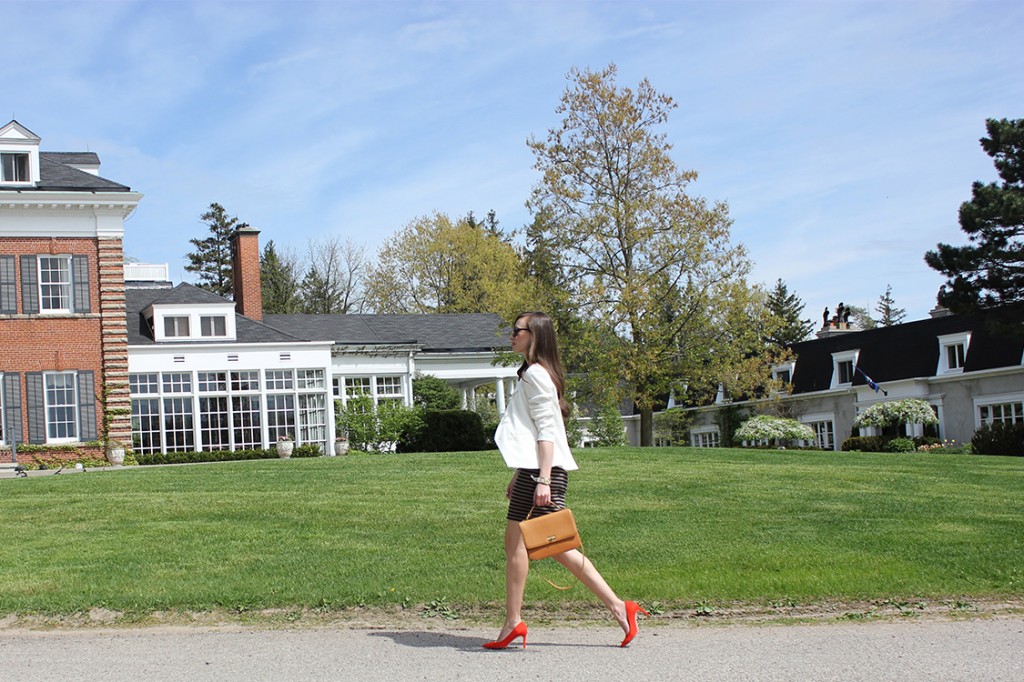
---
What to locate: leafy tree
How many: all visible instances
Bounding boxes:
[412,374,461,411]
[364,211,537,321]
[527,64,774,445]
[874,284,907,327]
[765,278,813,346]
[925,118,1024,327]
[301,236,366,314]
[846,304,876,330]
[586,401,627,446]
[185,202,242,298]
[260,240,303,314]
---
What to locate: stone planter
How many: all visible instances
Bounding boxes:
[276,440,294,458]
[106,446,126,466]
[333,439,349,456]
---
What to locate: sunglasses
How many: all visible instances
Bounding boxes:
[511,326,530,337]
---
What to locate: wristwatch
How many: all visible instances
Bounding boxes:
[531,475,551,485]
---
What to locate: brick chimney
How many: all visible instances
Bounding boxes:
[231,226,263,321]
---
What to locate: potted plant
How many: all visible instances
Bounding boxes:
[276,435,294,458]
[333,434,349,456]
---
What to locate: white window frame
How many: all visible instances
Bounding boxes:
[830,350,860,389]
[799,412,836,450]
[771,361,795,392]
[0,152,30,184]
[690,426,720,448]
[0,372,5,446]
[937,332,971,375]
[974,392,1024,428]
[37,255,72,314]
[44,371,78,443]
[200,315,227,338]
[164,316,191,338]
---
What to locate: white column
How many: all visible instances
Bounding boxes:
[495,378,506,413]
[461,387,469,409]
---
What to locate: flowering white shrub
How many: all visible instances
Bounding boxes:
[853,399,938,429]
[735,415,815,444]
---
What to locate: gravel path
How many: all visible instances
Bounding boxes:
[1,617,1022,681]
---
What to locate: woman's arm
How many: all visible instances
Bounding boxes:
[534,440,554,506]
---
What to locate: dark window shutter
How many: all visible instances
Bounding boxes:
[2,373,23,444]
[20,256,39,315]
[77,370,97,441]
[26,372,45,444]
[0,255,16,314]
[72,255,91,314]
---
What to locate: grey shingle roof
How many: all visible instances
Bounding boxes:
[263,313,510,351]
[35,153,131,191]
[126,284,305,345]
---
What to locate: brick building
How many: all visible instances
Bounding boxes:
[0,121,142,462]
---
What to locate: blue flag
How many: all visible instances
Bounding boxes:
[856,366,888,396]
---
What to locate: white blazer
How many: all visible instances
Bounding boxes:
[495,364,578,471]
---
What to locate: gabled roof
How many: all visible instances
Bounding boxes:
[263,313,509,352]
[133,282,233,307]
[790,312,1024,394]
[125,284,304,345]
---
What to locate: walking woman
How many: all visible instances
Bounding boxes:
[483,311,647,650]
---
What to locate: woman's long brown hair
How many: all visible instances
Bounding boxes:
[515,311,570,418]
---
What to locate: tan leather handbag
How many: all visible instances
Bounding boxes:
[519,507,582,560]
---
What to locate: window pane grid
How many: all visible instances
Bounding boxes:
[38,256,71,311]
[266,369,294,390]
[266,394,296,442]
[45,373,77,440]
[131,398,162,454]
[199,396,230,451]
[232,396,262,449]
[163,397,195,451]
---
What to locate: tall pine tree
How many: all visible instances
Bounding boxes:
[184,202,242,298]
[925,118,1024,327]
[260,240,303,314]
[874,284,906,326]
[765,278,812,346]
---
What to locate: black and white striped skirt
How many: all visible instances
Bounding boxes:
[506,467,568,522]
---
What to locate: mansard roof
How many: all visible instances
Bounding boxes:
[263,313,509,352]
[789,311,1024,394]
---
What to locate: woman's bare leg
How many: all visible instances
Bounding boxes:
[553,549,629,634]
[495,521,530,639]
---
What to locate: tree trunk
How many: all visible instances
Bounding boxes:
[639,406,653,447]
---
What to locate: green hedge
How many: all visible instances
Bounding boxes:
[972,422,1024,457]
[136,444,322,466]
[840,435,888,452]
[397,410,487,452]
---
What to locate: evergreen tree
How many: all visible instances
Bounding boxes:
[925,118,1024,327]
[874,284,907,326]
[765,278,813,346]
[184,202,241,298]
[260,240,303,314]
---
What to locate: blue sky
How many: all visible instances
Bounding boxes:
[8,0,1023,321]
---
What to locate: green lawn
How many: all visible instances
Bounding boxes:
[0,447,1021,617]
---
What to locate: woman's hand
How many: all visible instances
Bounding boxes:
[534,483,552,507]
[506,474,517,500]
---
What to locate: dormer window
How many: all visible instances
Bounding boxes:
[830,350,860,388]
[200,315,227,337]
[937,332,971,374]
[1,152,29,183]
[164,316,190,337]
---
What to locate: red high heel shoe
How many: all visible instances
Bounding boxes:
[620,601,649,647]
[482,621,528,650]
